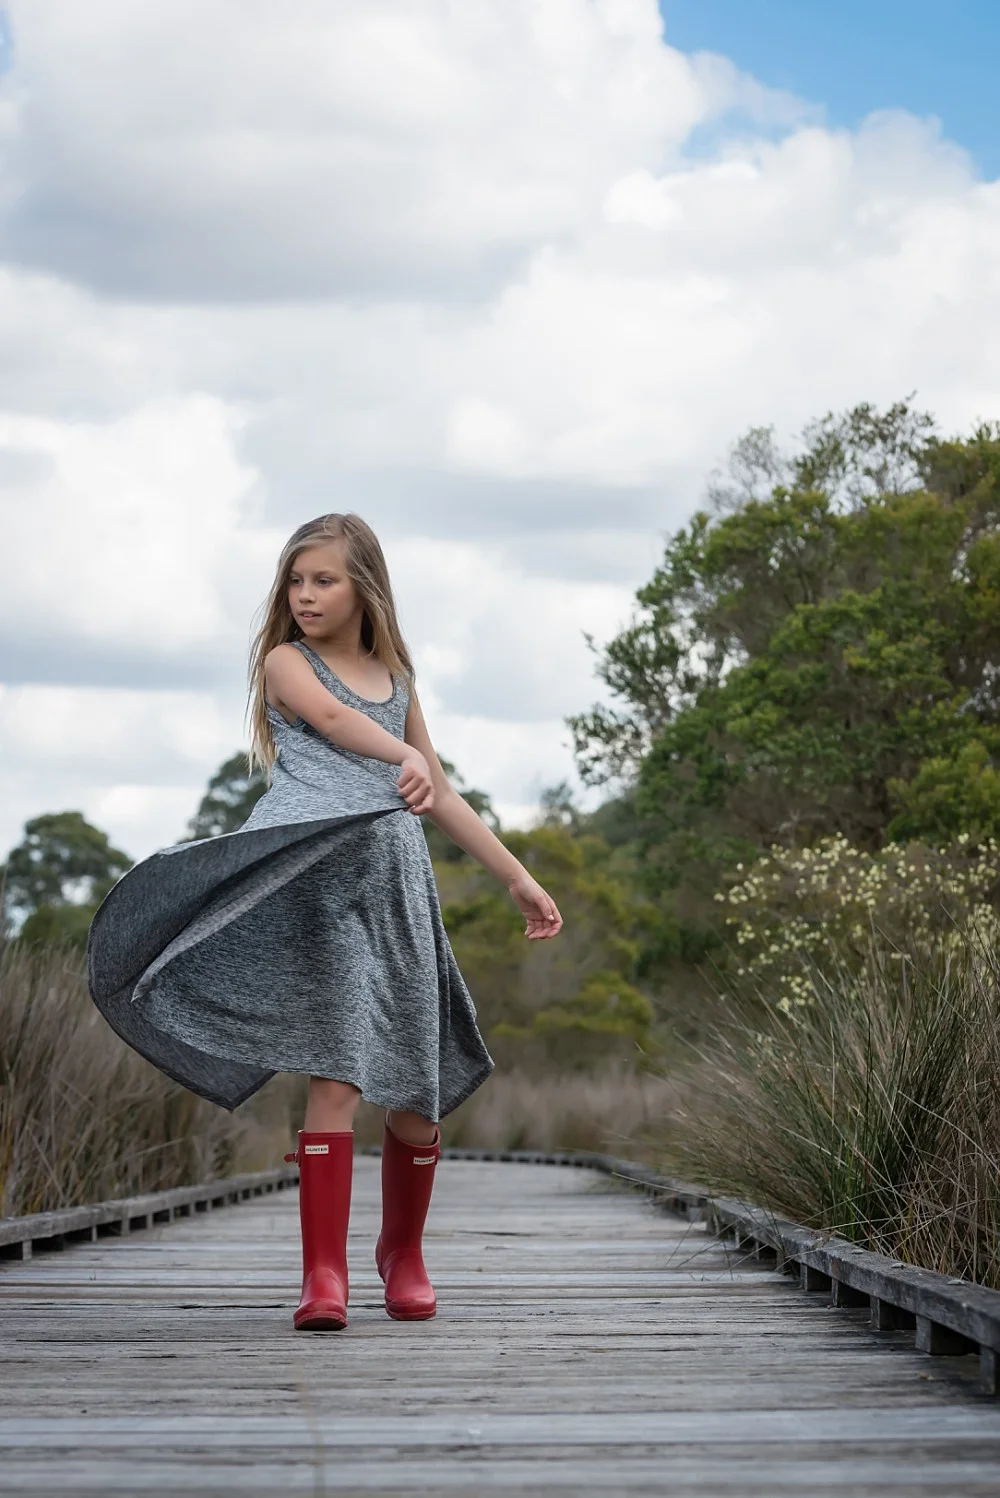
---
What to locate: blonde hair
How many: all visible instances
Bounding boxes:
[247,513,414,774]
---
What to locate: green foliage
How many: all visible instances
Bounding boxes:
[182,752,269,841]
[888,741,1000,845]
[435,819,658,1069]
[569,405,1000,978]
[494,969,654,1051]
[2,811,133,923]
[18,903,96,951]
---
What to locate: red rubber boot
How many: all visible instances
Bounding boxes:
[374,1119,441,1321]
[284,1131,353,1331]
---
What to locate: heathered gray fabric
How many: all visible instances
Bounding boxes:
[87,642,494,1117]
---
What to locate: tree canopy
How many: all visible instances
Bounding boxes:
[2,811,134,947]
[571,405,1000,870]
[2,811,133,916]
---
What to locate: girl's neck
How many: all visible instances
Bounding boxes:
[305,620,369,665]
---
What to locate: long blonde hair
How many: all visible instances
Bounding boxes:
[247,513,414,775]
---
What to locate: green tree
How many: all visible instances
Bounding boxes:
[568,403,1000,979]
[572,405,1000,855]
[182,753,269,841]
[2,812,133,916]
[18,902,96,951]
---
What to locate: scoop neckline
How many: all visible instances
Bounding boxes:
[298,641,397,706]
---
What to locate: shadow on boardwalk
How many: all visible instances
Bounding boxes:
[2,1159,1000,1495]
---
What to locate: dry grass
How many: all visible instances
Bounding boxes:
[437,1062,675,1156]
[0,936,275,1217]
[667,936,1000,1288]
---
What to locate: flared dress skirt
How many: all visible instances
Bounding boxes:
[86,642,495,1118]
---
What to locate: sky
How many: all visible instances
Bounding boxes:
[0,0,999,866]
[662,1,1000,178]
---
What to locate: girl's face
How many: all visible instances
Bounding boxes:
[288,542,361,638]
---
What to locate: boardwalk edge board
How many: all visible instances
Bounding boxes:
[2,1145,997,1395]
[0,1166,299,1260]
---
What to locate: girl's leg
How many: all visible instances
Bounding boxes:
[377,1107,442,1320]
[304,1076,362,1131]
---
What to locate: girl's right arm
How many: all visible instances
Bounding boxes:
[265,646,434,814]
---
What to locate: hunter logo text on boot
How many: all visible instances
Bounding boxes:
[304,1144,330,1155]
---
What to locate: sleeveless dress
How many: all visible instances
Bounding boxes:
[86,642,495,1119]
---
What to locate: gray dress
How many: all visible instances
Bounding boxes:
[87,642,494,1118]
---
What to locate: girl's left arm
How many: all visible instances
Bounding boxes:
[405,690,563,941]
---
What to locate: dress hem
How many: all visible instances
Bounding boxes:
[156,1031,495,1120]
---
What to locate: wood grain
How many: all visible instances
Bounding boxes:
[1,1159,998,1495]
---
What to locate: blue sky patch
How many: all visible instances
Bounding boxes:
[660,0,998,177]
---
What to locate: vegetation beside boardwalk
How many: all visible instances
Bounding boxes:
[3,400,1000,1288]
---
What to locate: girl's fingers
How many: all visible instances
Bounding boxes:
[522,891,562,938]
[399,771,433,810]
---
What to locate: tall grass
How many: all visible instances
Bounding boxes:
[0,936,271,1217]
[438,1062,674,1156]
[669,936,1000,1288]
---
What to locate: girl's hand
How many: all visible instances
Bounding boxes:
[398,750,434,815]
[508,872,563,940]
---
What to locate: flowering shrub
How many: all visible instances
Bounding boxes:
[716,834,1000,1012]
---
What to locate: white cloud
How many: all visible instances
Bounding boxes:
[1,0,1000,862]
[389,536,634,721]
[0,681,244,858]
[1,0,757,300]
[0,394,282,682]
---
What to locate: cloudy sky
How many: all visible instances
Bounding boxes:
[1,0,999,864]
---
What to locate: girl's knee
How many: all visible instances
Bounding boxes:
[304,1076,362,1131]
[386,1108,438,1146]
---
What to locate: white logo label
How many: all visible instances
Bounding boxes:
[304,1144,329,1155]
[413,1156,435,1165]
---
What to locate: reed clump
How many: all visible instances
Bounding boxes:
[0,935,266,1217]
[669,935,1000,1288]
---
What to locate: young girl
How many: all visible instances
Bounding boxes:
[87,512,563,1332]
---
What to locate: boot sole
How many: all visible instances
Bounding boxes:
[294,1308,348,1331]
[385,1303,436,1321]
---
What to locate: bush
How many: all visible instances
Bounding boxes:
[717,834,1000,1012]
[669,934,1000,1288]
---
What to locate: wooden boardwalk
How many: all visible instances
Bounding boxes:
[2,1158,1000,1495]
